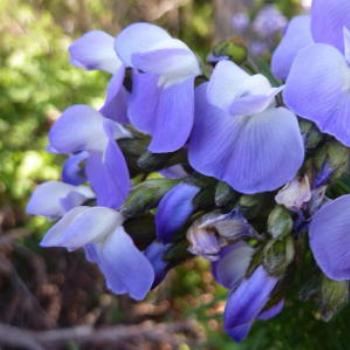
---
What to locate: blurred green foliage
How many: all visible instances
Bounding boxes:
[1,1,350,349]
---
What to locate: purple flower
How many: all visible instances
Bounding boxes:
[62,152,89,186]
[156,182,200,243]
[49,105,131,208]
[224,266,280,342]
[115,23,201,153]
[26,181,94,219]
[272,0,350,81]
[69,30,128,123]
[188,60,304,194]
[309,194,350,281]
[231,12,250,34]
[253,5,287,38]
[40,206,155,300]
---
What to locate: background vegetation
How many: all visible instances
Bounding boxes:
[1,0,348,349]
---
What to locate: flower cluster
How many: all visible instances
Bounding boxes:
[28,0,350,342]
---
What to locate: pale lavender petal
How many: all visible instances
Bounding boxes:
[344,27,350,64]
[160,165,188,179]
[100,68,129,123]
[258,299,284,321]
[284,44,350,146]
[207,60,249,110]
[189,84,304,194]
[271,15,313,80]
[115,22,171,67]
[311,0,350,52]
[148,77,195,152]
[85,140,130,209]
[99,226,155,300]
[309,195,350,280]
[62,152,88,186]
[26,181,90,219]
[212,242,254,290]
[69,30,121,74]
[49,105,108,153]
[156,183,200,243]
[224,266,278,342]
[43,207,123,250]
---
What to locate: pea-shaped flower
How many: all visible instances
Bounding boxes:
[188,60,304,194]
[40,206,155,300]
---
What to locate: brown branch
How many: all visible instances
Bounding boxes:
[0,320,201,349]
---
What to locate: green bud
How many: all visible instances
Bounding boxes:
[317,277,349,322]
[212,39,247,64]
[238,194,273,220]
[193,186,216,210]
[267,206,293,239]
[300,120,323,150]
[137,149,186,172]
[121,178,178,218]
[164,240,192,265]
[263,236,294,276]
[215,181,239,208]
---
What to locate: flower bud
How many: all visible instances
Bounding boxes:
[317,277,349,322]
[239,194,272,220]
[262,236,294,276]
[267,206,293,239]
[210,39,247,65]
[121,179,178,218]
[137,149,185,172]
[215,181,239,208]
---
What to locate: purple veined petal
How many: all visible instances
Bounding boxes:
[131,39,200,87]
[224,266,278,342]
[156,183,200,243]
[344,27,350,64]
[284,43,350,146]
[212,242,254,290]
[100,67,129,124]
[207,60,250,110]
[115,22,171,67]
[257,299,284,321]
[160,165,188,179]
[40,206,90,247]
[49,105,108,153]
[311,0,350,53]
[69,30,122,74]
[85,139,131,209]
[309,194,350,280]
[41,206,123,251]
[129,71,195,153]
[271,15,313,80]
[148,77,195,152]
[99,226,155,300]
[26,181,92,219]
[128,71,161,134]
[62,152,89,186]
[144,241,170,287]
[189,84,304,194]
[84,243,100,264]
[229,86,283,116]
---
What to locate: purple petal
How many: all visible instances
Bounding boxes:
[344,27,350,64]
[207,60,250,110]
[100,68,129,124]
[115,22,171,67]
[99,226,155,300]
[69,30,122,74]
[189,84,304,194]
[85,140,130,209]
[26,181,92,219]
[62,152,89,186]
[271,15,313,80]
[41,207,123,250]
[159,165,188,179]
[258,299,284,321]
[49,105,108,153]
[311,0,350,53]
[284,44,350,146]
[309,195,350,280]
[129,72,195,153]
[224,266,278,342]
[156,183,200,243]
[212,242,254,290]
